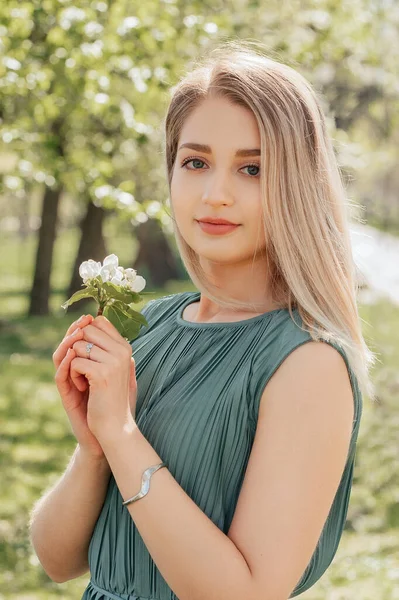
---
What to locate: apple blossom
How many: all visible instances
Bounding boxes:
[62,254,149,341]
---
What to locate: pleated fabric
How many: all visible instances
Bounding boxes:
[81,291,363,600]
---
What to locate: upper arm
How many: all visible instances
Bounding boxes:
[227,341,354,600]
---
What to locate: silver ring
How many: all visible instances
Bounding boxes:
[86,342,94,359]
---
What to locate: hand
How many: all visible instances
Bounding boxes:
[69,315,138,446]
[53,314,106,460]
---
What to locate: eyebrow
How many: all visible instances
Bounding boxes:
[178,143,260,157]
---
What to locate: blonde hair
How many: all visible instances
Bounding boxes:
[162,40,377,401]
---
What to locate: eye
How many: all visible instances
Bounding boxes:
[181,157,206,170]
[180,156,260,177]
[242,164,260,177]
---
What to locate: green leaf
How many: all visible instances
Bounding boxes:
[61,288,98,310]
[86,285,99,296]
[103,304,141,341]
[121,320,141,341]
[106,300,131,318]
[102,282,142,304]
[124,306,149,326]
[109,300,148,326]
[103,300,149,333]
[103,304,127,331]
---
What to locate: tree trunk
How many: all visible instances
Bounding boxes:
[66,201,108,314]
[19,187,32,240]
[28,185,62,316]
[134,218,179,287]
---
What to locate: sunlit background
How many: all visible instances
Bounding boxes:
[0,1,398,598]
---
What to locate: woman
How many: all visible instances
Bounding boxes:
[30,41,376,599]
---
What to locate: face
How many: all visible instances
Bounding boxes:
[170,96,267,268]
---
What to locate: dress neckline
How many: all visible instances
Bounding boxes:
[176,292,290,329]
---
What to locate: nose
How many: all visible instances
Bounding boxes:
[201,171,234,207]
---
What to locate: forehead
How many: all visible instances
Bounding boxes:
[178,96,260,151]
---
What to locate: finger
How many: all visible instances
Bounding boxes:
[64,314,94,339]
[55,347,88,392]
[90,315,130,347]
[70,366,89,392]
[55,314,93,361]
[53,327,85,369]
[69,353,90,392]
[70,356,97,387]
[72,340,110,364]
[54,348,75,387]
[54,348,76,393]
[78,323,130,357]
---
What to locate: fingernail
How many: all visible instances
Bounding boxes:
[72,327,80,335]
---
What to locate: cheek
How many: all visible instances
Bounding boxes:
[170,170,185,203]
[248,201,266,243]
[247,194,263,221]
[171,178,194,216]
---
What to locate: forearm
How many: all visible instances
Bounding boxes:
[29,444,112,583]
[102,425,256,600]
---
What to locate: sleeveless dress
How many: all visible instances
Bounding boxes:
[81,291,363,600]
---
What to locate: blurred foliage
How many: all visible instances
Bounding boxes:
[0,0,229,226]
[0,0,398,232]
[232,0,399,230]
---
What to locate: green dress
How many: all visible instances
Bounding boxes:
[82,291,363,600]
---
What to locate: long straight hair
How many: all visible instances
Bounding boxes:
[162,40,377,401]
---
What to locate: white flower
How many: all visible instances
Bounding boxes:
[121,267,146,291]
[126,275,146,293]
[103,254,119,269]
[79,253,146,294]
[123,268,137,281]
[110,268,124,286]
[99,265,112,282]
[79,259,102,283]
[65,254,147,334]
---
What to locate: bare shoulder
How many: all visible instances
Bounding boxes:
[260,339,354,420]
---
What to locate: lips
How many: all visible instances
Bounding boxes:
[197,219,238,226]
[196,221,240,236]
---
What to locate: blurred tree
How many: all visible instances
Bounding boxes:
[135,218,180,288]
[28,183,62,315]
[28,118,65,316]
[66,201,108,314]
[0,0,226,314]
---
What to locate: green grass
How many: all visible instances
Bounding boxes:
[0,228,398,599]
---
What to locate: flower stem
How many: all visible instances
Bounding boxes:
[95,280,105,316]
